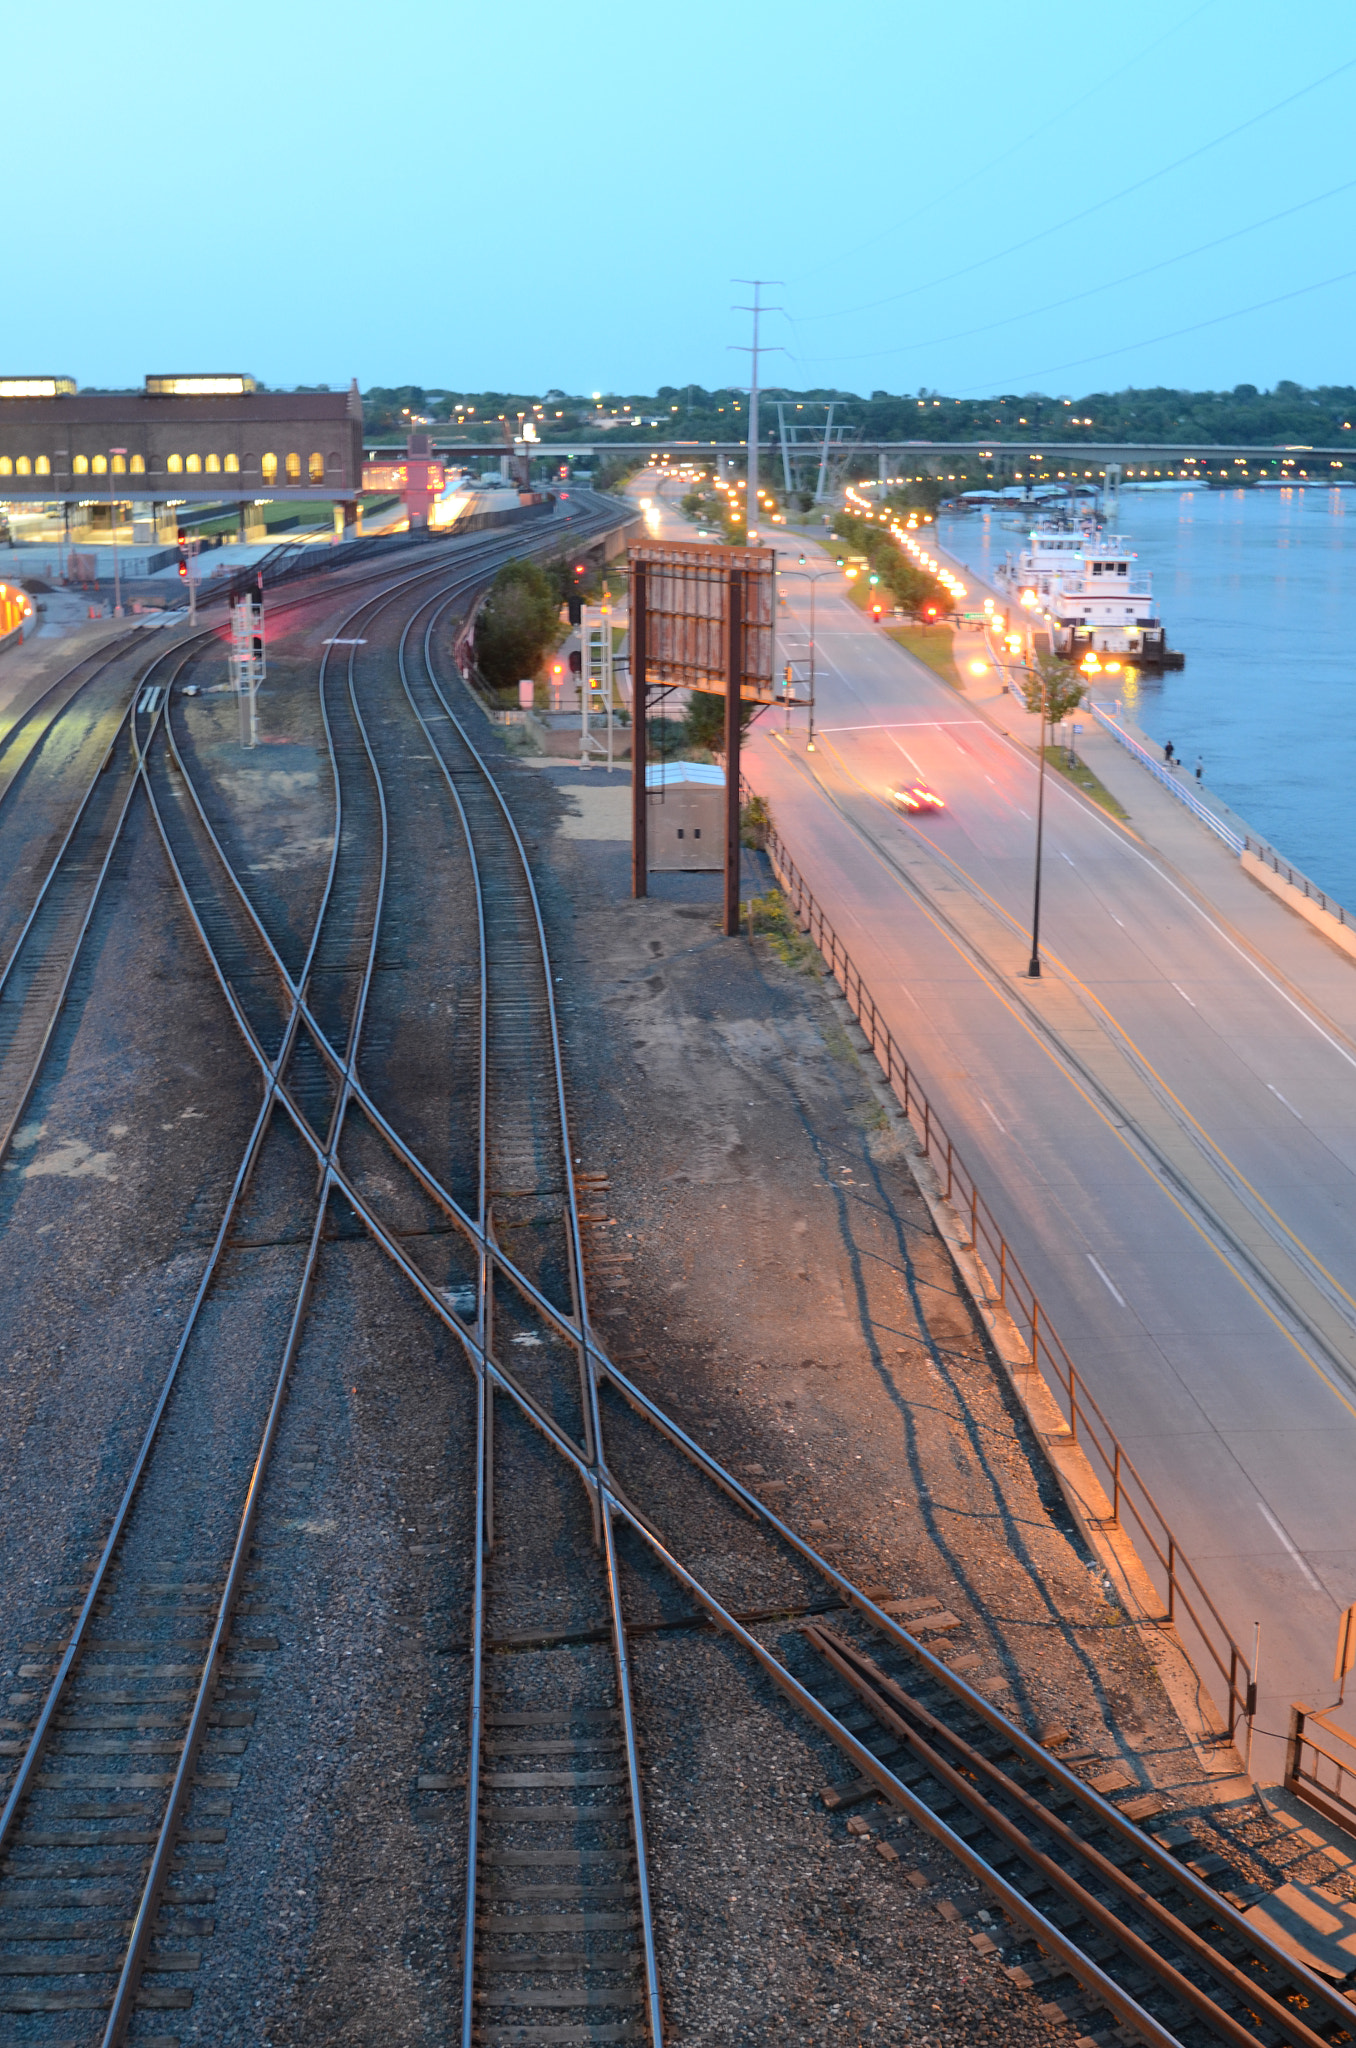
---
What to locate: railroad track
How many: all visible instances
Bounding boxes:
[0,505,640,2046]
[5,509,1351,2045]
[165,556,1356,2047]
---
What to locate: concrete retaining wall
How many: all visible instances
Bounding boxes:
[1242,850,1356,963]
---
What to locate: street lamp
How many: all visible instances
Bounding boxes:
[1027,659,1049,978]
[779,559,839,753]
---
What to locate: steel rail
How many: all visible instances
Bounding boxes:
[154,533,641,1363]
[0,992,305,1858]
[93,555,484,2040]
[807,1628,1330,2048]
[103,1167,332,2044]
[0,670,179,1169]
[0,539,575,2039]
[101,569,420,2044]
[141,562,1356,2042]
[409,593,663,2043]
[147,543,663,2037]
[0,629,151,816]
[155,775,1350,2048]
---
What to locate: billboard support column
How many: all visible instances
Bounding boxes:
[631,564,648,899]
[724,569,743,938]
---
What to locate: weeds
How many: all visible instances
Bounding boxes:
[741,792,772,850]
[746,889,821,973]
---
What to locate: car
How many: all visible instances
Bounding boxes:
[891,782,946,815]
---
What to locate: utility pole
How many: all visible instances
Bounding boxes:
[732,280,784,542]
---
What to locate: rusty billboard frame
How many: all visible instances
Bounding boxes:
[628,540,776,701]
[629,540,777,937]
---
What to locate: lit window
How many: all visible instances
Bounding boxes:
[36,456,51,476]
[0,458,10,477]
[262,452,278,482]
[186,453,202,473]
[309,451,324,482]
[73,454,89,475]
[224,453,240,473]
[130,453,145,474]
[16,456,32,476]
[92,454,107,474]
[205,453,221,473]
[112,454,126,474]
[285,452,301,481]
[167,453,183,474]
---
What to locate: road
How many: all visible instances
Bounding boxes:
[644,481,1356,1782]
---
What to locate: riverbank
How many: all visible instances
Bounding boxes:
[938,488,1356,909]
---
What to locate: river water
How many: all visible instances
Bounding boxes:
[936,487,1356,909]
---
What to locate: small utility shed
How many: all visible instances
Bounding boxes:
[646,760,724,871]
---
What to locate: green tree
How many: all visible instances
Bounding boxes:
[1018,651,1085,726]
[474,558,561,693]
[684,689,756,758]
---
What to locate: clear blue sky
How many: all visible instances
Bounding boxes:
[10,0,1354,398]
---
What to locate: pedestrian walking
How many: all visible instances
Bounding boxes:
[1195,756,1203,783]
[1164,740,1175,764]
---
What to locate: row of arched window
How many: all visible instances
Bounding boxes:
[0,452,336,482]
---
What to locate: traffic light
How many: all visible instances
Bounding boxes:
[798,553,806,565]
[868,572,879,586]
[871,600,884,622]
[835,555,844,568]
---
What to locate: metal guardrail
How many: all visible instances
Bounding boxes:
[756,805,1256,1745]
[1285,1703,1356,1834]
[1087,704,1245,854]
[1242,834,1354,928]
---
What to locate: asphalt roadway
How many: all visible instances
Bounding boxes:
[641,481,1356,1785]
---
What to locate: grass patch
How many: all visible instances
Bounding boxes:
[1044,745,1129,821]
[843,575,965,689]
[885,621,965,690]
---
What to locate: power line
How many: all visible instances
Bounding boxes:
[952,263,1356,397]
[796,175,1356,367]
[789,0,1220,289]
[790,52,1356,329]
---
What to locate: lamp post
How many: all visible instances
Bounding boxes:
[109,449,127,617]
[993,633,1089,981]
[780,561,837,754]
[1027,660,1049,978]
